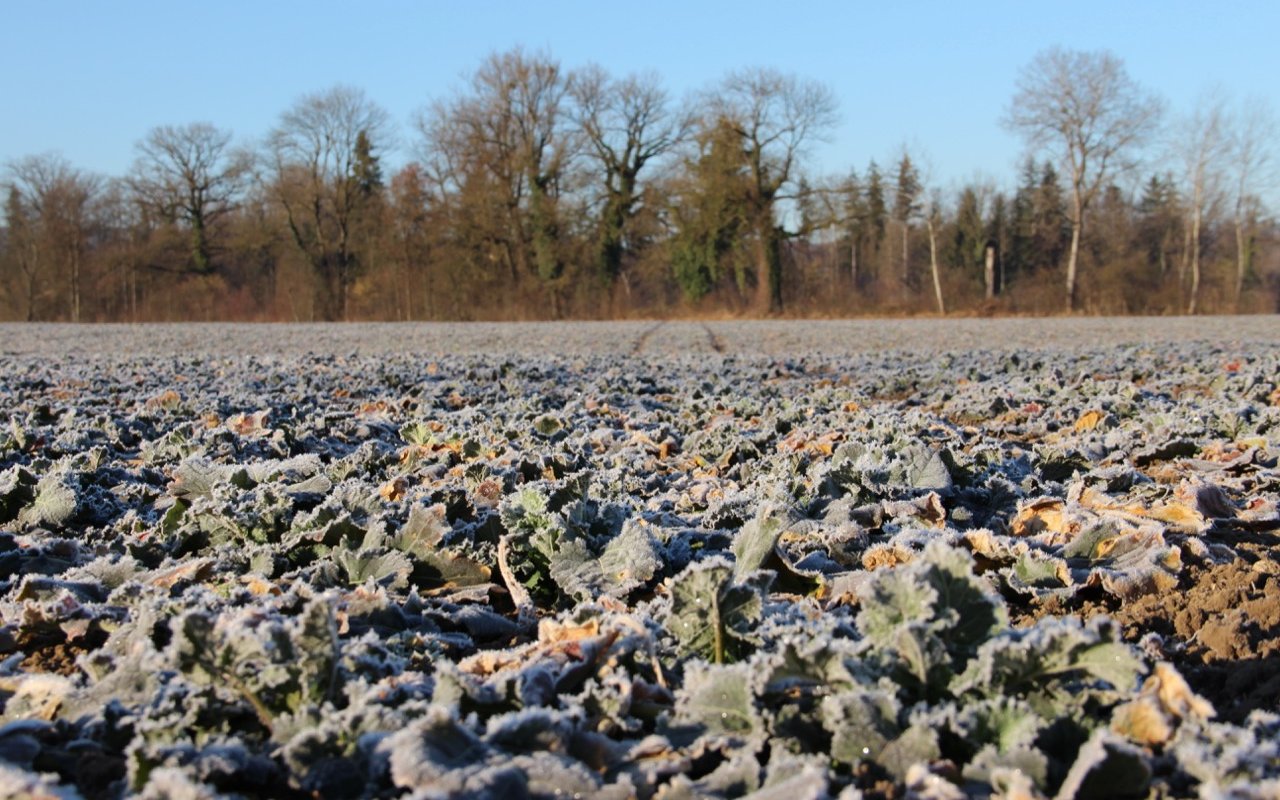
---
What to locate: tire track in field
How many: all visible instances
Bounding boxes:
[700,322,727,354]
[630,321,667,355]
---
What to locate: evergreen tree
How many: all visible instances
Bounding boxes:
[864,160,887,279]
[987,191,1008,293]
[670,117,749,303]
[841,169,867,286]
[949,185,986,274]
[1032,161,1069,272]
[893,153,922,283]
[1136,173,1182,278]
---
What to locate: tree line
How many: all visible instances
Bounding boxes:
[1,46,1276,322]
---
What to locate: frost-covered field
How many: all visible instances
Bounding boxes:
[5,316,1280,358]
[1,318,1279,799]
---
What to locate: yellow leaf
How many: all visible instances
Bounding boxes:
[1149,502,1203,528]
[1074,409,1104,432]
[241,575,282,596]
[862,544,912,571]
[1151,661,1215,721]
[1112,696,1174,746]
[380,477,407,502]
[538,618,600,645]
[1011,499,1068,537]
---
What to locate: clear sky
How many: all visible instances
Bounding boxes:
[3,0,1277,194]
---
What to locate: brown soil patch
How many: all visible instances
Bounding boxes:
[1015,546,1280,723]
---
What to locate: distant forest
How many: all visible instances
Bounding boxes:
[2,46,1276,322]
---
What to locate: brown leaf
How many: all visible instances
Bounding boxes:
[1112,661,1214,747]
[241,575,282,596]
[146,389,183,411]
[1010,498,1069,538]
[538,618,600,645]
[148,558,215,589]
[1151,661,1215,721]
[380,477,408,502]
[358,400,391,417]
[1111,696,1175,746]
[1073,409,1104,433]
[228,410,270,437]
[862,544,913,571]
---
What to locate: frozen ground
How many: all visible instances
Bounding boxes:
[1,317,1279,798]
[2,315,1279,359]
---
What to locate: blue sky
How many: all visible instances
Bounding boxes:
[3,1,1277,193]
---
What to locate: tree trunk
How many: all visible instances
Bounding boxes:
[901,221,910,284]
[22,247,39,322]
[1234,215,1247,308]
[314,265,345,322]
[984,242,999,299]
[849,237,858,287]
[70,244,82,323]
[752,220,783,314]
[1188,204,1202,315]
[1065,208,1082,313]
[926,216,945,315]
[1178,225,1191,290]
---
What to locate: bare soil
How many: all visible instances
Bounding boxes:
[1018,537,1280,723]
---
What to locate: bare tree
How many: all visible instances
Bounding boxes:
[268,85,391,321]
[1004,48,1163,311]
[5,153,103,321]
[418,48,575,313]
[1171,93,1228,314]
[3,184,41,320]
[706,68,837,314]
[129,122,250,276]
[569,65,690,295]
[1226,98,1275,305]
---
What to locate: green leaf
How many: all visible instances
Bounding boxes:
[953,696,1046,754]
[17,469,78,529]
[668,559,768,664]
[1011,551,1070,589]
[0,466,37,523]
[334,547,413,589]
[821,689,901,766]
[676,663,763,739]
[962,744,1049,789]
[159,498,189,537]
[291,599,341,708]
[533,415,563,437]
[878,724,941,782]
[732,512,785,580]
[856,567,939,648]
[1055,730,1151,800]
[953,617,1146,703]
[399,421,435,446]
[549,520,662,602]
[903,445,952,492]
[392,504,492,590]
[856,542,1007,695]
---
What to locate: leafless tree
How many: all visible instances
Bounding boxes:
[1170,93,1228,314]
[418,48,576,313]
[129,122,251,276]
[570,65,690,294]
[1004,47,1163,311]
[706,68,837,313]
[5,153,103,321]
[1226,98,1276,305]
[267,85,391,321]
